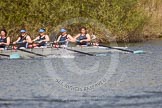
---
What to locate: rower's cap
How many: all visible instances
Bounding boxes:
[60,28,67,33]
[20,29,26,33]
[39,28,45,33]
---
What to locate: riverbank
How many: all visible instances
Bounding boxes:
[99,35,162,44]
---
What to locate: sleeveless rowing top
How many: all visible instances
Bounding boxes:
[60,35,68,41]
[36,35,47,47]
[18,36,27,43]
[78,34,87,40]
[37,35,46,41]
[77,34,88,45]
[0,37,7,43]
[17,35,29,48]
[59,35,68,44]
[0,37,7,48]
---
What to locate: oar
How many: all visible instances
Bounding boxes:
[0,53,22,59]
[49,41,93,56]
[52,41,69,49]
[65,48,94,56]
[99,44,145,54]
[7,43,46,58]
[54,42,107,56]
[18,49,46,57]
[0,53,10,57]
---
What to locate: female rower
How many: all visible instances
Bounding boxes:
[91,33,99,46]
[13,29,32,49]
[54,28,74,47]
[32,28,50,48]
[0,29,10,50]
[74,27,91,46]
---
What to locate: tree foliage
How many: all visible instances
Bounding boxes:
[0,0,151,42]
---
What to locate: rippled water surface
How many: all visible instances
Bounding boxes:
[0,39,162,108]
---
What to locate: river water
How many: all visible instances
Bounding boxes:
[0,39,162,108]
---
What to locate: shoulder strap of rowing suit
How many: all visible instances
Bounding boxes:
[20,35,26,41]
[40,35,46,40]
[39,35,42,39]
[80,33,87,37]
[61,34,68,39]
[79,33,87,39]
[24,35,31,41]
[3,37,7,42]
[0,37,8,43]
[65,34,68,39]
[0,36,6,39]
[44,35,47,39]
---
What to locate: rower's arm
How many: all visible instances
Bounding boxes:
[74,34,80,41]
[85,34,91,42]
[33,36,39,42]
[6,37,10,45]
[1,37,10,45]
[80,34,91,42]
[13,37,20,44]
[67,35,74,42]
[44,35,50,42]
[56,36,61,42]
[26,36,32,43]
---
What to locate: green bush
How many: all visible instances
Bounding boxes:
[0,0,148,42]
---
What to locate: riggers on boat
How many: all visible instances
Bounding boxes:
[0,42,146,60]
[0,45,129,59]
[0,42,145,59]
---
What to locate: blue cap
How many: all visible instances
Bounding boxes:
[20,29,26,33]
[39,29,45,33]
[60,28,67,33]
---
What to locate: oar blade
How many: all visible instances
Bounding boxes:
[133,50,145,54]
[95,53,107,56]
[10,53,21,59]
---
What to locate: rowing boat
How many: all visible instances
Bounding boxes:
[0,46,130,59]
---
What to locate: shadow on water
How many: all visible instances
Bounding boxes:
[1,91,162,107]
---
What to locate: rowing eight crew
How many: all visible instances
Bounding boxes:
[0,27,99,50]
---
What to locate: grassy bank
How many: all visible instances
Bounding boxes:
[0,0,161,43]
[142,0,162,39]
